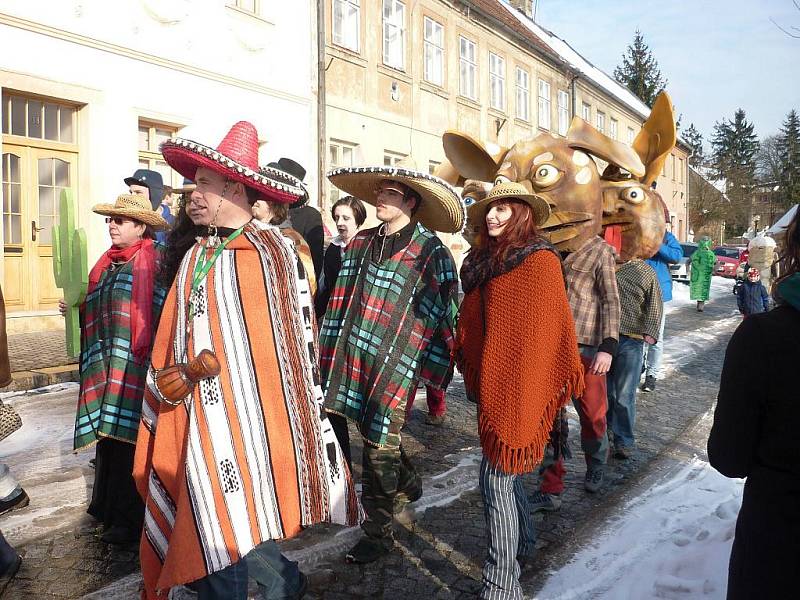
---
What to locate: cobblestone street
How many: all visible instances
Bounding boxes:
[1,282,741,599]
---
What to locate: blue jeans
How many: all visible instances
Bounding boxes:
[607,335,645,448]
[644,312,666,378]
[479,456,535,600]
[189,541,302,600]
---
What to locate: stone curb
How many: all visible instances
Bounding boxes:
[5,364,80,393]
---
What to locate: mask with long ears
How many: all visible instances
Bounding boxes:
[568,91,675,260]
[442,130,607,252]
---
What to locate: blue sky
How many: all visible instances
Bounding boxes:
[535,0,800,147]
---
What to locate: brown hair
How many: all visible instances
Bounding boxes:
[267,201,289,225]
[775,208,800,292]
[331,195,367,227]
[475,200,542,266]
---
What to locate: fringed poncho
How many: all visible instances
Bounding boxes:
[455,249,585,474]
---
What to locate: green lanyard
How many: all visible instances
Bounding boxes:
[190,226,244,306]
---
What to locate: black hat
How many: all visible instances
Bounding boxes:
[124,169,165,210]
[267,158,309,209]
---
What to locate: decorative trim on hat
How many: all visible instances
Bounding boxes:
[327,165,461,197]
[161,138,305,198]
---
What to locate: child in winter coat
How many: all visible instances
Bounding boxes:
[737,267,770,317]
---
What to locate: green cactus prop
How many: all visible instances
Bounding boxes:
[52,188,88,358]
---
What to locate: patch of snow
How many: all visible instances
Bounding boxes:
[534,455,742,599]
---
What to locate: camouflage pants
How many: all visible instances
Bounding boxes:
[360,394,422,542]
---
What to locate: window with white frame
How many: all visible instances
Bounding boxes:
[596,111,605,134]
[228,0,265,17]
[557,90,569,135]
[459,36,477,100]
[382,0,406,70]
[423,16,444,86]
[489,53,506,111]
[537,79,551,130]
[515,67,530,121]
[329,139,357,203]
[138,120,181,189]
[383,151,406,166]
[582,102,591,122]
[609,117,618,140]
[627,126,635,145]
[332,0,360,52]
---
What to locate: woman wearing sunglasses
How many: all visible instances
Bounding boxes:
[60,193,168,545]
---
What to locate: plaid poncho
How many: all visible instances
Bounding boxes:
[74,259,166,450]
[319,223,459,447]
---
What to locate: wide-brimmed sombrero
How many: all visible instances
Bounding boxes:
[92,194,169,230]
[465,182,551,228]
[160,121,304,205]
[327,163,465,233]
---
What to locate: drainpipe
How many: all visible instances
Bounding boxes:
[570,73,579,119]
[317,0,327,212]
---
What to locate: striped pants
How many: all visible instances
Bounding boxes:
[479,456,536,600]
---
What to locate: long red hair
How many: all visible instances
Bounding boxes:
[474,200,542,266]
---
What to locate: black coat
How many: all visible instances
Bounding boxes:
[288,206,324,279]
[314,243,343,320]
[736,280,769,315]
[708,304,800,599]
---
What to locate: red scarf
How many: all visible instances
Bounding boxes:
[88,238,157,362]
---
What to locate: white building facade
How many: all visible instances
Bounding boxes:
[0,0,318,332]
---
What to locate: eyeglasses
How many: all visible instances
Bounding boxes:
[104,217,127,225]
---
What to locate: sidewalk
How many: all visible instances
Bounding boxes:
[5,330,79,392]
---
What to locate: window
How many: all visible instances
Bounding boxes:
[581,102,591,123]
[596,111,605,134]
[679,157,684,184]
[138,120,181,188]
[423,17,444,86]
[459,36,477,100]
[428,160,441,175]
[537,79,551,130]
[609,117,618,140]
[383,151,406,166]
[671,154,676,180]
[332,0,360,52]
[228,0,264,17]
[557,90,569,135]
[329,139,357,203]
[2,153,22,245]
[515,67,530,122]
[627,126,635,145]
[489,53,506,111]
[2,94,76,143]
[382,0,405,71]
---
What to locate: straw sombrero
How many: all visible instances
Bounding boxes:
[327,164,465,233]
[160,121,304,205]
[92,194,169,230]
[465,182,551,228]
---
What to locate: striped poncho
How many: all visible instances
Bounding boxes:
[133,222,360,599]
[319,223,459,447]
[74,259,166,450]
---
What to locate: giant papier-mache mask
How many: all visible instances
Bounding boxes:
[437,92,677,260]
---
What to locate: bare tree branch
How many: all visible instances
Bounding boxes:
[770,16,800,38]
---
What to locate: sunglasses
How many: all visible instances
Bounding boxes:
[104,217,129,225]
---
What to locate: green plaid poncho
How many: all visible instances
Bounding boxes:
[319,223,458,447]
[74,260,166,450]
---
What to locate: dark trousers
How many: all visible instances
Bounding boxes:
[88,438,143,532]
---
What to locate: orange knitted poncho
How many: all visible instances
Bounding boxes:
[455,250,585,474]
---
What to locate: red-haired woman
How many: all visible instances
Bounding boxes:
[455,182,584,599]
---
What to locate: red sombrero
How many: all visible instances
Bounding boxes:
[160,121,304,204]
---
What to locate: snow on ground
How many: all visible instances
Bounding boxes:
[664,276,734,316]
[535,415,741,600]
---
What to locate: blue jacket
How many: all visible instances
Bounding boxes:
[645,232,683,302]
[737,280,770,315]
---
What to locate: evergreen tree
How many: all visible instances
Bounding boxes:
[778,109,800,208]
[711,109,759,234]
[613,30,668,107]
[684,123,705,167]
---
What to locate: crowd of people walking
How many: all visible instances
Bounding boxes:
[0,117,797,600]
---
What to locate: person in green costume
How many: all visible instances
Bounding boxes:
[690,238,716,311]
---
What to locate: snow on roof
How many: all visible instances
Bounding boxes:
[690,165,729,199]
[767,204,798,234]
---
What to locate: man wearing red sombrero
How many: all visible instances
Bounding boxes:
[133,121,360,599]
[319,162,463,563]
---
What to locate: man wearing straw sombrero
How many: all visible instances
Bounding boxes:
[320,162,463,563]
[133,121,359,600]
